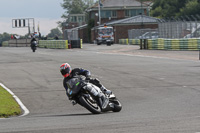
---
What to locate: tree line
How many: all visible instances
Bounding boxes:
[151,0,200,19]
[0,28,62,46]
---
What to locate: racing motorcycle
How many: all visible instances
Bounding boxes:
[66,76,122,114]
[31,41,37,52]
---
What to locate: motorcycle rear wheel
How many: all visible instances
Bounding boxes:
[79,95,101,114]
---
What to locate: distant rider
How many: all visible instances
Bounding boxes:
[60,63,112,107]
[30,35,37,43]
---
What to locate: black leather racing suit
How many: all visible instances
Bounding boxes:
[63,68,103,97]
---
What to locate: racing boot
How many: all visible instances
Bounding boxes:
[99,93,109,109]
[100,85,112,95]
[84,84,109,109]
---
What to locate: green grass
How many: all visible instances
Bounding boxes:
[0,85,21,118]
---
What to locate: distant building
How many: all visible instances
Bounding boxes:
[62,14,86,32]
[63,0,156,43]
[87,0,152,26]
[91,15,159,43]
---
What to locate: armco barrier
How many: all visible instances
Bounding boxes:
[147,38,200,50]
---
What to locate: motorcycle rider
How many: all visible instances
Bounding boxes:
[30,35,37,47]
[60,63,112,108]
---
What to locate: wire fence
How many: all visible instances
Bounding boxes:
[128,15,200,39]
[158,21,200,39]
[128,29,158,39]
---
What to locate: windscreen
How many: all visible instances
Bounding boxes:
[98,28,113,35]
[67,78,80,90]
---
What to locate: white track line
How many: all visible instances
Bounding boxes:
[0,83,29,118]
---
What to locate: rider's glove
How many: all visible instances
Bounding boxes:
[86,77,90,81]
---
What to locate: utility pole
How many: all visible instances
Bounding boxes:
[140,0,143,26]
[98,0,101,25]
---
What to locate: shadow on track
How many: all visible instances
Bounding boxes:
[32,113,96,118]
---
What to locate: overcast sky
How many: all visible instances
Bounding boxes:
[0,0,65,36]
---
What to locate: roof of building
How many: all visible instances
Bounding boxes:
[89,0,149,10]
[107,15,159,25]
[65,24,88,32]
[67,15,159,31]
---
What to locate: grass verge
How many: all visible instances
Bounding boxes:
[0,85,21,118]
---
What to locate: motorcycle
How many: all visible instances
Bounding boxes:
[31,41,37,52]
[66,76,122,114]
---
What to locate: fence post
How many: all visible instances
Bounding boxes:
[140,39,143,49]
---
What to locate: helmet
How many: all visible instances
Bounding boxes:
[60,63,72,78]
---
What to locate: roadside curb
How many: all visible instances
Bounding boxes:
[0,83,29,118]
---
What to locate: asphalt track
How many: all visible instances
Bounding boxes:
[0,44,200,133]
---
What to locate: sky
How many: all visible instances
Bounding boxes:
[0,0,65,36]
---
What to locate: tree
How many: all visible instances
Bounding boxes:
[151,0,200,18]
[47,28,62,38]
[0,32,12,46]
[61,0,95,19]
[178,0,200,17]
[87,19,95,42]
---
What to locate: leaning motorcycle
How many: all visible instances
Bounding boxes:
[66,76,122,114]
[31,41,37,52]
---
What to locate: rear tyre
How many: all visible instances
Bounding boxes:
[79,95,101,114]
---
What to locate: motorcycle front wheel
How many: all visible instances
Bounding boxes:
[31,46,36,52]
[79,95,101,114]
[110,98,122,112]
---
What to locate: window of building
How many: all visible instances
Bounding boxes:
[111,11,117,18]
[101,10,117,18]
[70,16,77,22]
[125,9,144,17]
[78,16,83,22]
[125,10,130,17]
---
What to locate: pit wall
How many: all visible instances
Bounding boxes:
[119,38,200,50]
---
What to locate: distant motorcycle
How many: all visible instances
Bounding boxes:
[31,41,37,52]
[66,76,122,114]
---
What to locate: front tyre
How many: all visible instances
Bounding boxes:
[79,95,101,114]
[111,99,122,112]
